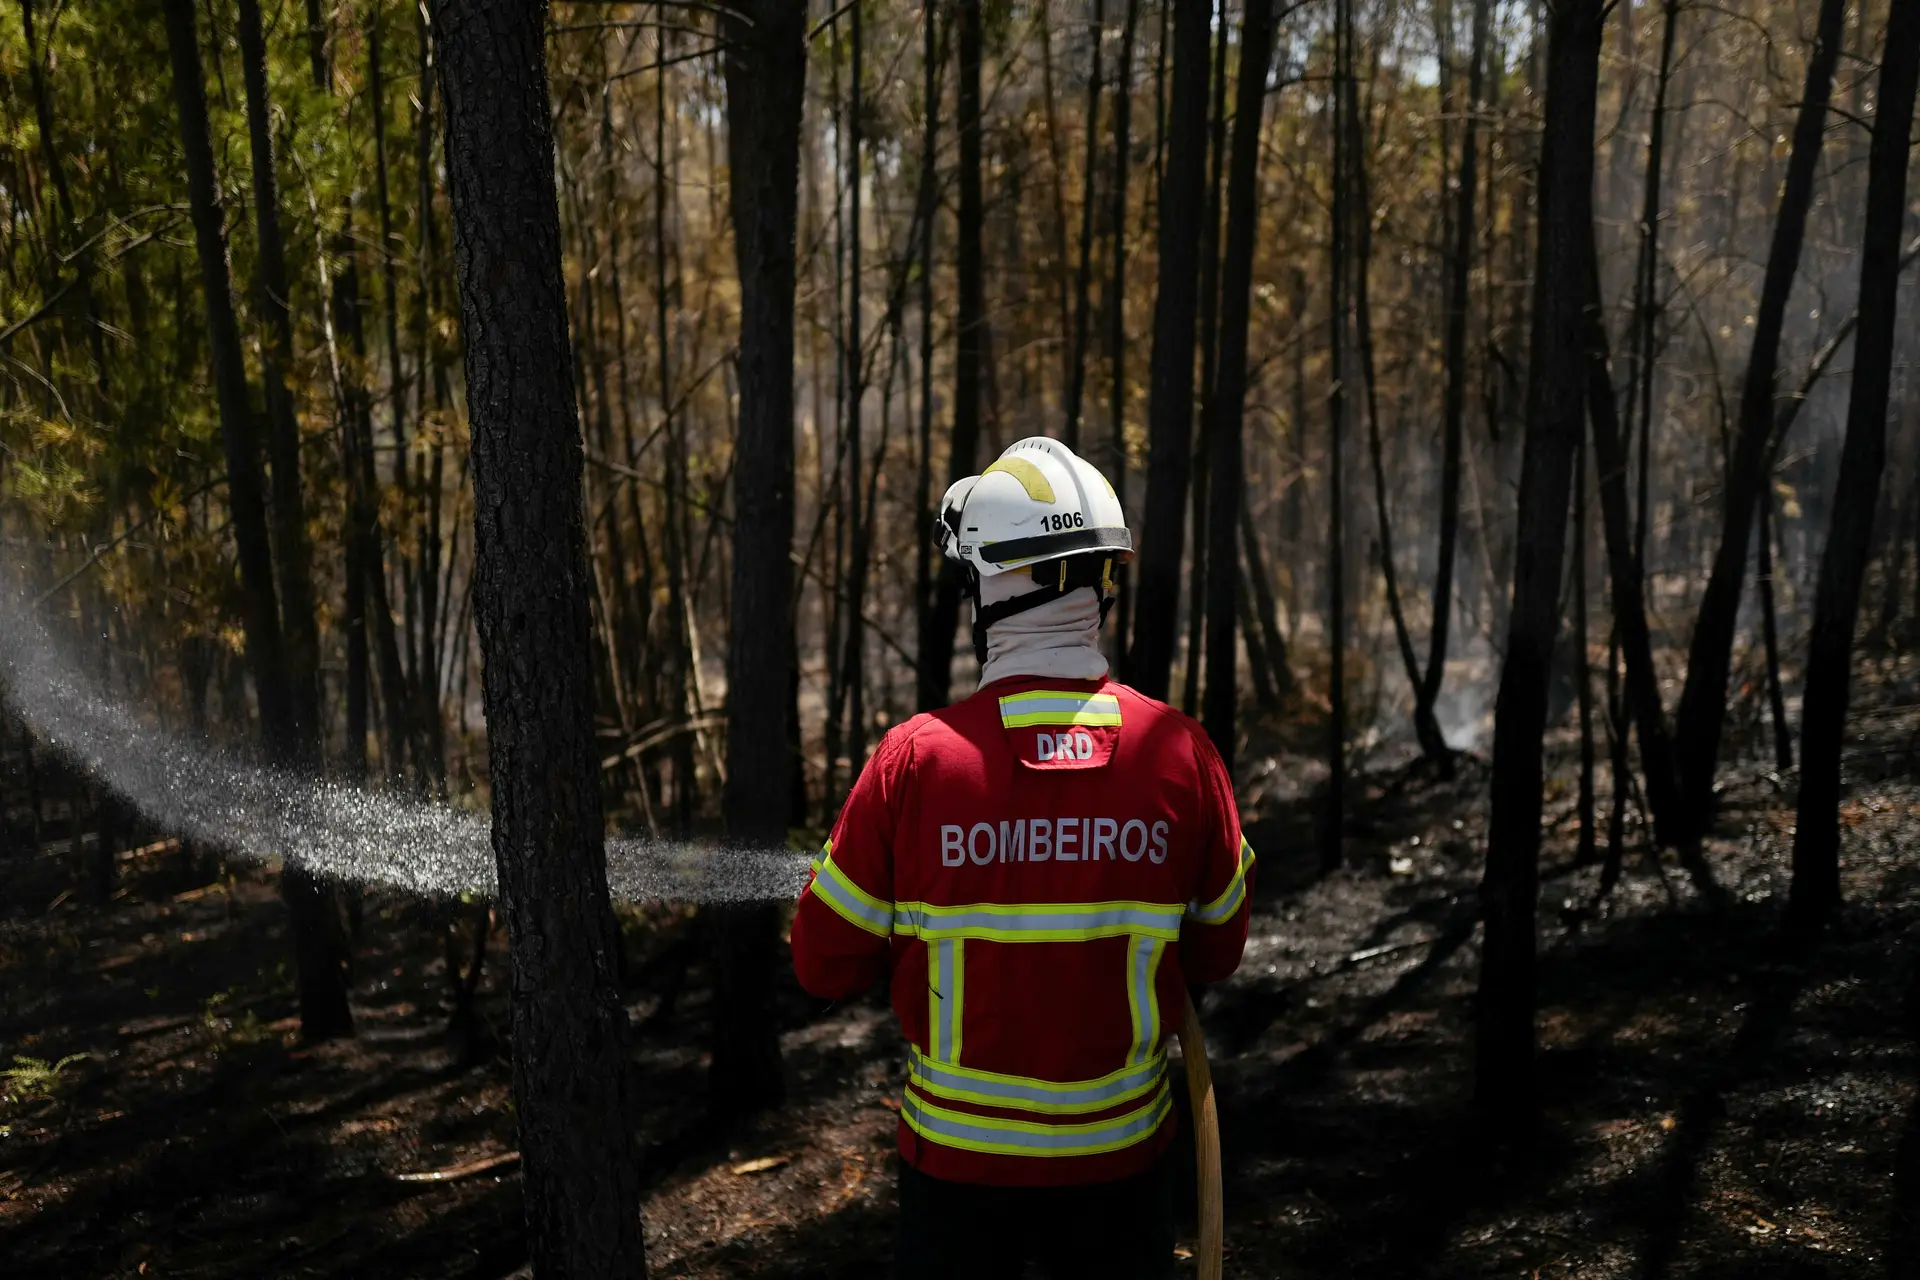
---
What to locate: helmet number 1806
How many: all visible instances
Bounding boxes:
[1041,512,1085,532]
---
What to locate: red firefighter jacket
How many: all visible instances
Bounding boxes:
[790,674,1254,1187]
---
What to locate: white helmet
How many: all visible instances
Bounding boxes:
[935,438,1132,662]
[936,437,1132,577]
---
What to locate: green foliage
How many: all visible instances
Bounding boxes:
[1,1052,92,1105]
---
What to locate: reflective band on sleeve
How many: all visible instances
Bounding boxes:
[902,1082,1172,1158]
[808,842,893,937]
[997,689,1124,728]
[908,1047,1164,1116]
[929,939,964,1063]
[1126,936,1166,1063]
[893,899,1182,943]
[1187,836,1256,925]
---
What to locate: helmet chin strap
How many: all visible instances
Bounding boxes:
[967,556,1117,666]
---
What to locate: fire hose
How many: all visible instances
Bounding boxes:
[1176,991,1223,1280]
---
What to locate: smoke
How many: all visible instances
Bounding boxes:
[0,588,811,906]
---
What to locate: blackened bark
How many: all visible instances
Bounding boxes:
[1672,0,1845,834]
[1581,243,1685,846]
[914,0,942,702]
[1183,7,1232,719]
[1574,432,1595,866]
[1323,0,1352,874]
[236,0,324,768]
[1202,0,1278,772]
[1417,0,1489,763]
[1758,486,1793,772]
[432,0,642,1271]
[1127,0,1210,702]
[165,0,352,1044]
[920,0,985,711]
[1477,0,1603,1138]
[1107,0,1140,673]
[713,0,806,1117]
[1790,0,1920,928]
[1063,0,1107,448]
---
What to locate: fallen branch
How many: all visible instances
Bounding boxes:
[392,1150,521,1184]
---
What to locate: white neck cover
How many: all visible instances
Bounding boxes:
[975,575,1110,689]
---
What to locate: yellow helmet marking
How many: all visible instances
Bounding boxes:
[982,456,1057,504]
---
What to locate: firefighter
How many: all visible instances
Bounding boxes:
[791,437,1254,1279]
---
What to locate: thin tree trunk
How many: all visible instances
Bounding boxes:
[1107,0,1140,675]
[1626,0,1681,572]
[1416,0,1489,764]
[432,0,642,1270]
[838,0,869,774]
[236,0,325,777]
[1477,0,1602,1139]
[1127,0,1210,702]
[656,12,695,830]
[164,0,353,1044]
[919,0,986,710]
[1789,0,1920,928]
[1241,504,1292,694]
[712,0,805,1117]
[1323,0,1352,874]
[1064,0,1107,448]
[1758,483,1793,772]
[1202,0,1279,772]
[1582,243,1685,847]
[1184,4,1232,718]
[1575,425,1595,866]
[914,0,942,710]
[1672,0,1846,835]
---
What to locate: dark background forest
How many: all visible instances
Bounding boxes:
[3,0,1920,1275]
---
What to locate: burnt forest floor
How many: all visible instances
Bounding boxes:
[3,654,1920,1278]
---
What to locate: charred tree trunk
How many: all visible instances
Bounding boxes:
[1416,0,1490,764]
[914,0,942,707]
[1184,7,1232,718]
[164,0,353,1044]
[432,0,642,1270]
[1758,484,1793,773]
[1127,0,1210,701]
[1582,243,1686,847]
[919,0,986,711]
[1107,0,1140,674]
[1202,0,1279,773]
[1477,0,1603,1139]
[1063,0,1107,448]
[1673,0,1845,835]
[712,0,806,1117]
[1323,0,1353,874]
[1790,0,1920,928]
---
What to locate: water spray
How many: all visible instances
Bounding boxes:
[0,588,811,906]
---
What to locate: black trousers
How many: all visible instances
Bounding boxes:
[893,1153,1176,1279]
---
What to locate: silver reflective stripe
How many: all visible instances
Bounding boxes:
[893,900,1182,942]
[902,1084,1172,1157]
[1126,936,1165,1063]
[908,1047,1163,1115]
[1187,836,1256,925]
[810,850,893,937]
[929,939,963,1062]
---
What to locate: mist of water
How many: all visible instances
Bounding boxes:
[0,589,811,905]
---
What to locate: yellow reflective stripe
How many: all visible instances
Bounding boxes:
[1188,836,1256,925]
[901,1082,1172,1158]
[1126,936,1166,1063]
[997,689,1123,729]
[893,899,1182,943]
[929,938,964,1062]
[908,1047,1164,1116]
[808,842,892,937]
